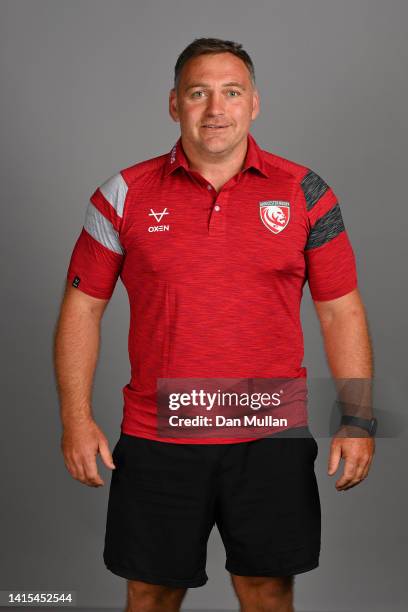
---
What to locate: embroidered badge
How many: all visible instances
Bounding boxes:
[259,201,290,234]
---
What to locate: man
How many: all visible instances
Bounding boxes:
[54,38,375,612]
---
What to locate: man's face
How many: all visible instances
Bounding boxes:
[169,52,260,158]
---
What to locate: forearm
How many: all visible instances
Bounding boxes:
[320,308,373,378]
[53,303,101,428]
[319,301,374,413]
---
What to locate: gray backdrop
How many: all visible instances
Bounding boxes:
[1,0,407,611]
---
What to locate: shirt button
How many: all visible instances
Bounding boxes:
[214,204,221,212]
[207,184,212,190]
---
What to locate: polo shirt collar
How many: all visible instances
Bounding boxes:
[164,132,270,178]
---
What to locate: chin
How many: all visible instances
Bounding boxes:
[203,141,231,154]
[202,134,234,147]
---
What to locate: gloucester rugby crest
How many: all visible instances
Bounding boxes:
[259,200,290,234]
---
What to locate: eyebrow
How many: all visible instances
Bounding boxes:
[185,81,246,92]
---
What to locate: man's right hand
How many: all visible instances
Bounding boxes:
[61,419,116,487]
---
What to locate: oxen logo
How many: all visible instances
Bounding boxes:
[259,201,290,234]
[148,207,170,232]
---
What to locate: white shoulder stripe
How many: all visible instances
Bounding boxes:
[99,172,128,218]
[84,201,124,255]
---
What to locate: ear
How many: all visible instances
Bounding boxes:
[169,88,180,123]
[251,88,260,121]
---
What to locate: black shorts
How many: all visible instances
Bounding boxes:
[103,426,321,588]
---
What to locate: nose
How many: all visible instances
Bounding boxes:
[205,91,226,117]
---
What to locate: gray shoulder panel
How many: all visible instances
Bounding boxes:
[99,172,128,219]
[84,201,124,255]
[305,203,345,250]
[301,170,329,212]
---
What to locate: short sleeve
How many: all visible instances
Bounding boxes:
[300,169,358,301]
[66,171,128,299]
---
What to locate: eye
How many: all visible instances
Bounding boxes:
[227,90,241,97]
[191,90,205,98]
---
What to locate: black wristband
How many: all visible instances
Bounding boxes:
[340,415,377,437]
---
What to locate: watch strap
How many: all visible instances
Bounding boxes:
[340,415,377,436]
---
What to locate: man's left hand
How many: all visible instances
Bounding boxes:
[328,425,375,491]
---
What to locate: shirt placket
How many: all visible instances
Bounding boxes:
[207,173,246,238]
[207,184,228,237]
[187,169,243,238]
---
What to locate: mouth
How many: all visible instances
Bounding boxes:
[201,124,230,130]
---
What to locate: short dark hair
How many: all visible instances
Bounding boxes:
[173,37,256,90]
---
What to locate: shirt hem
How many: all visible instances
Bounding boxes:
[120,419,309,444]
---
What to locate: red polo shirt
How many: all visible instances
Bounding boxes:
[66,132,358,443]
